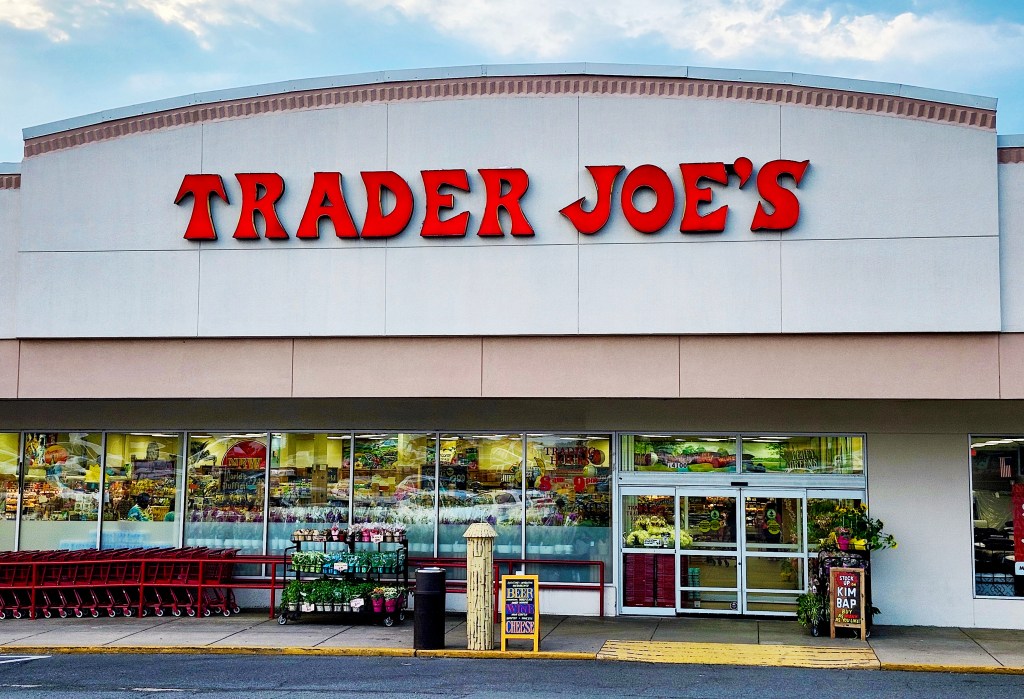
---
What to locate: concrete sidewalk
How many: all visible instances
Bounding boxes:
[0,613,1022,673]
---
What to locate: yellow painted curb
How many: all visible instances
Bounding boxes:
[598,640,880,670]
[415,649,595,660]
[2,646,415,657]
[881,662,1024,675]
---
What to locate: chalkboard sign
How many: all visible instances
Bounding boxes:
[830,566,866,639]
[500,574,539,652]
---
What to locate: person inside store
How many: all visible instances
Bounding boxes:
[125,493,152,521]
[164,498,175,522]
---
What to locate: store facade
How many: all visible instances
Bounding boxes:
[1,64,1024,628]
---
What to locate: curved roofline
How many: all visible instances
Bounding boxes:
[23,63,997,140]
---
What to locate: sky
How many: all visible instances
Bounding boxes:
[2,0,1024,163]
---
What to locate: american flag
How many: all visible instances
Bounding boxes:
[1000,457,1013,478]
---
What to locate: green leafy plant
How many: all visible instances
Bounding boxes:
[809,502,897,552]
[796,592,827,630]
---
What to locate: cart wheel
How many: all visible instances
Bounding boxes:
[399,611,406,622]
[141,609,148,618]
[74,609,84,618]
[203,609,211,617]
[91,610,100,618]
[222,609,231,617]
[58,610,67,619]
[186,608,196,617]
[107,609,116,618]
[278,614,288,625]
[0,611,6,620]
[42,610,51,619]
[12,611,20,619]
[172,609,182,617]
[232,606,241,614]
[383,615,395,627]
[155,608,164,617]
[124,608,133,617]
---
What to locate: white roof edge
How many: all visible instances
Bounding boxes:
[22,63,998,140]
[998,135,1024,148]
[0,162,20,175]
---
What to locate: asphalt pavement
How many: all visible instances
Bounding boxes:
[0,655,1023,699]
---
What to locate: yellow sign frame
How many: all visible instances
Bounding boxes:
[500,574,539,652]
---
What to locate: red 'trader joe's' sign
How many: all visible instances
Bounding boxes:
[174,159,809,241]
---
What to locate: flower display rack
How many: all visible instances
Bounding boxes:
[279,527,409,627]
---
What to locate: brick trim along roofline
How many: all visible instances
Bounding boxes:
[999,148,1024,164]
[0,174,20,189]
[24,75,996,157]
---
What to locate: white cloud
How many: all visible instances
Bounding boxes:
[0,0,1021,70]
[0,0,309,48]
[345,0,1024,66]
[0,0,68,41]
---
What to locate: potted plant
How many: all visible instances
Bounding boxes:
[280,581,301,612]
[796,591,828,636]
[370,587,385,613]
[383,586,403,613]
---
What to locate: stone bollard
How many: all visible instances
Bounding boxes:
[464,522,497,651]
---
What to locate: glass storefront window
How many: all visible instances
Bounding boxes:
[268,433,351,553]
[524,434,610,581]
[352,433,435,555]
[622,435,737,473]
[20,432,102,550]
[0,433,18,551]
[101,433,183,549]
[971,437,1024,597]
[742,436,863,475]
[438,434,522,559]
[184,433,266,554]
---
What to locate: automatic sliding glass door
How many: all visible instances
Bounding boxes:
[676,489,741,613]
[739,490,806,615]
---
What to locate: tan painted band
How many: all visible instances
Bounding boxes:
[24,76,996,157]
[1,333,1022,400]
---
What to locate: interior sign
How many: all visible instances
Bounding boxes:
[174,159,809,241]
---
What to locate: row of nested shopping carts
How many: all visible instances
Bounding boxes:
[0,547,240,619]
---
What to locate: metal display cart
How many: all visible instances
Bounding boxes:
[279,532,409,627]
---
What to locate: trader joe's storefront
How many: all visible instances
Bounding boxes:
[617,434,866,616]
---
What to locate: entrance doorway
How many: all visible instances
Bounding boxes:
[621,487,835,616]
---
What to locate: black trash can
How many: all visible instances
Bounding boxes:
[414,567,446,650]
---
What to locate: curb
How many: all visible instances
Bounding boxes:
[880,662,1024,675]
[6,647,1024,674]
[415,649,595,660]
[1,645,592,660]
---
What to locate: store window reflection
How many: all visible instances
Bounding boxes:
[268,433,351,553]
[622,435,737,473]
[184,433,266,554]
[742,436,863,475]
[20,432,102,550]
[524,434,610,582]
[352,434,435,555]
[0,433,18,551]
[438,434,522,559]
[101,433,182,549]
[971,437,1024,597]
